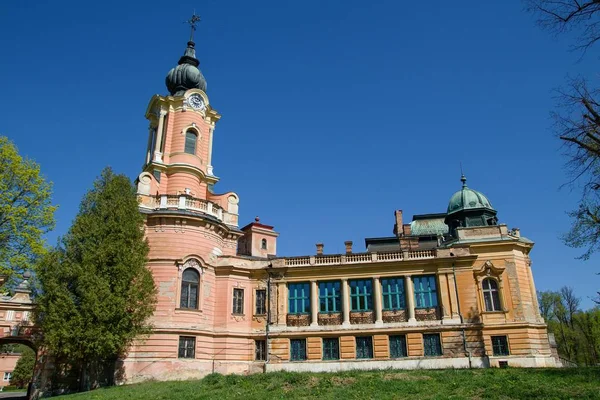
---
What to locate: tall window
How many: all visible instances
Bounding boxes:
[482,278,502,312]
[255,340,266,361]
[413,275,438,308]
[5,310,14,321]
[356,336,373,359]
[491,336,510,356]
[3,372,11,382]
[288,282,310,314]
[322,338,340,360]
[180,269,199,309]
[255,289,267,315]
[261,239,267,250]
[423,334,442,356]
[350,279,373,311]
[389,335,407,358]
[184,130,198,154]
[290,339,307,361]
[178,336,196,359]
[381,277,406,310]
[233,288,244,315]
[319,281,341,313]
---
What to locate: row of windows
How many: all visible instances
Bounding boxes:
[288,276,440,314]
[177,335,510,360]
[179,269,502,315]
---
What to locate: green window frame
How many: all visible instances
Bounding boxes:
[184,130,197,154]
[350,279,373,311]
[389,335,407,358]
[322,338,340,360]
[423,334,442,357]
[491,336,510,356]
[381,277,406,310]
[356,336,373,359]
[290,339,307,361]
[319,281,341,313]
[413,275,438,308]
[288,282,310,314]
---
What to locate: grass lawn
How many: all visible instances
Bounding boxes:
[60,367,600,400]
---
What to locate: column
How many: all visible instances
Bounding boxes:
[373,277,383,325]
[154,111,166,162]
[207,127,214,175]
[310,280,318,326]
[405,275,416,324]
[145,127,154,164]
[341,278,350,326]
[277,282,287,326]
[447,273,460,320]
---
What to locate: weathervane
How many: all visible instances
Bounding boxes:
[185,12,201,42]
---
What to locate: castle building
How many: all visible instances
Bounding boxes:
[126,31,557,382]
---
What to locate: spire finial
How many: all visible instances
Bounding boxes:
[460,162,467,188]
[185,12,201,42]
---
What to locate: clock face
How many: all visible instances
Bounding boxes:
[188,94,206,111]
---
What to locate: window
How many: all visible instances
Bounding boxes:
[290,339,307,361]
[5,310,14,321]
[413,275,438,308]
[482,278,502,312]
[3,372,11,381]
[22,311,29,322]
[350,279,373,311]
[261,239,267,250]
[389,335,407,358]
[381,278,406,310]
[288,283,310,314]
[178,336,195,359]
[423,334,442,356]
[255,289,267,315]
[319,281,341,313]
[233,288,244,315]
[255,340,266,361]
[180,268,200,309]
[184,130,197,154]
[491,336,510,356]
[356,336,373,359]
[322,338,339,360]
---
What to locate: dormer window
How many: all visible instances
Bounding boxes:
[184,130,197,154]
[261,238,267,250]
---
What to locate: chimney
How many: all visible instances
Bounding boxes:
[316,243,324,255]
[393,210,403,236]
[403,224,411,236]
[344,241,353,254]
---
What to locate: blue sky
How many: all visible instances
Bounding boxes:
[1,1,598,308]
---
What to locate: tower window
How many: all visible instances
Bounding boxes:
[180,268,199,309]
[261,238,267,250]
[483,278,502,311]
[178,336,196,358]
[184,130,198,154]
[233,288,244,315]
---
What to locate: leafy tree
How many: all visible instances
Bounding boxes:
[10,347,35,389]
[0,136,56,279]
[35,167,157,390]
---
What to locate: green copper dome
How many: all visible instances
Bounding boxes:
[447,175,494,215]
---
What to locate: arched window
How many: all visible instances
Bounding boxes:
[482,278,501,311]
[184,130,197,155]
[261,239,267,250]
[180,268,200,309]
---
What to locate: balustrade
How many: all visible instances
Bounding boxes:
[151,194,232,225]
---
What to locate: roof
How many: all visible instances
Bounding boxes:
[410,214,449,236]
[447,175,495,215]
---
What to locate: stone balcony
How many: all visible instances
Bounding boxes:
[275,249,436,268]
[139,194,238,227]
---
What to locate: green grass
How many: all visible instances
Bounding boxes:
[61,368,600,400]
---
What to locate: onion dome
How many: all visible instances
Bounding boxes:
[165,40,207,96]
